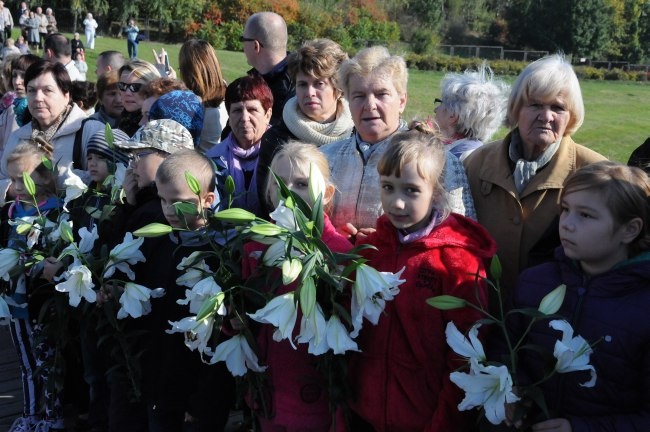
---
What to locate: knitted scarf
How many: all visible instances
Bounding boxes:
[30,104,72,143]
[282,96,354,146]
[224,133,260,212]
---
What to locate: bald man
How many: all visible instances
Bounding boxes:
[242,11,295,127]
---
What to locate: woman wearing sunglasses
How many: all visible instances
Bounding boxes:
[116,59,160,136]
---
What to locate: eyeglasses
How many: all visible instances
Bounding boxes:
[434,98,444,107]
[239,35,264,48]
[118,82,144,93]
[130,149,157,165]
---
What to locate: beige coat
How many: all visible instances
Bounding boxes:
[463,131,606,293]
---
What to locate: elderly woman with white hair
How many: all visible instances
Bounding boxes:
[464,53,607,293]
[321,45,475,239]
[434,63,509,161]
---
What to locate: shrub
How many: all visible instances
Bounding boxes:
[324,26,354,53]
[287,22,318,51]
[411,29,439,55]
[604,68,629,81]
[219,21,244,51]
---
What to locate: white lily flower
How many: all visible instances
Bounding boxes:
[326,314,359,354]
[0,248,20,281]
[450,358,520,425]
[269,201,298,231]
[248,292,298,348]
[177,276,226,315]
[167,315,214,353]
[445,322,486,362]
[63,167,88,209]
[262,239,287,267]
[308,162,326,203]
[296,303,328,355]
[209,334,267,376]
[77,226,99,254]
[47,214,71,243]
[176,252,213,287]
[54,262,96,307]
[350,265,405,337]
[0,294,11,324]
[104,232,146,280]
[117,282,165,319]
[549,320,596,387]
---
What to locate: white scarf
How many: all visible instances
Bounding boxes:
[282,96,354,146]
[509,129,561,194]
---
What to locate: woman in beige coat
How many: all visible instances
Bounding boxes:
[464,54,606,294]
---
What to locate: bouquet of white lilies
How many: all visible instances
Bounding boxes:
[428,257,597,427]
[135,164,406,384]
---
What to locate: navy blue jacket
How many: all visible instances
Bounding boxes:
[504,247,650,431]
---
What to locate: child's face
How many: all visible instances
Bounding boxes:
[560,189,631,276]
[7,155,50,201]
[156,177,213,230]
[269,155,312,208]
[87,153,110,183]
[380,161,436,233]
[130,149,165,188]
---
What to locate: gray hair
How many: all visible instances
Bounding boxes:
[245,12,288,52]
[507,53,584,136]
[439,63,509,142]
[337,46,408,98]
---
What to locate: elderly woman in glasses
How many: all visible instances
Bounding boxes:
[207,75,273,215]
[433,63,509,162]
[116,59,160,136]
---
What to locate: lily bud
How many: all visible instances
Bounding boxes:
[282,258,302,285]
[426,295,467,310]
[133,223,174,238]
[22,172,36,197]
[538,284,566,315]
[250,223,284,236]
[59,219,75,243]
[224,175,236,195]
[489,255,502,280]
[185,171,202,195]
[308,162,326,204]
[213,208,256,223]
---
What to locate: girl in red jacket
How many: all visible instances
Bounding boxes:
[244,141,352,432]
[349,129,496,431]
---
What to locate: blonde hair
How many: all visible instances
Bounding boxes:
[377,129,450,219]
[338,46,408,97]
[118,59,160,84]
[7,139,56,197]
[507,53,584,136]
[562,161,650,256]
[155,149,215,197]
[265,141,332,208]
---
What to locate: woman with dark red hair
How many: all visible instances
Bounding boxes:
[206,75,272,215]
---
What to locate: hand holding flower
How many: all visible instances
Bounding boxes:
[531,418,572,431]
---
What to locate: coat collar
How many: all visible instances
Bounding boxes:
[477,129,578,199]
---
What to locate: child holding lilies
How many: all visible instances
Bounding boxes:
[242,142,352,432]
[1,140,65,432]
[137,149,234,431]
[499,161,650,431]
[348,129,496,431]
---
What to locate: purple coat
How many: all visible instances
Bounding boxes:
[503,247,650,431]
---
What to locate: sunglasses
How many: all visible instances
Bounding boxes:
[239,35,264,48]
[130,149,157,166]
[118,82,144,93]
[434,98,444,107]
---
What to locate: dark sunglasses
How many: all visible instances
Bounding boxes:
[239,35,264,48]
[434,98,444,106]
[118,82,144,93]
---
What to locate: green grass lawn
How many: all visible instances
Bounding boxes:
[80,35,648,162]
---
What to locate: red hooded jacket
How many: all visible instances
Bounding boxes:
[349,213,496,431]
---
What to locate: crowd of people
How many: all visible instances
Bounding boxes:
[0,8,649,432]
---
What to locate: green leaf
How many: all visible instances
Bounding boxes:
[133,223,173,237]
[489,255,502,280]
[105,122,115,148]
[22,171,36,197]
[184,171,202,195]
[538,284,566,315]
[212,208,256,223]
[15,222,32,235]
[250,224,284,236]
[224,175,235,195]
[299,277,316,318]
[59,220,75,243]
[311,195,324,237]
[426,295,467,310]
